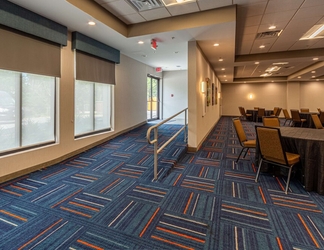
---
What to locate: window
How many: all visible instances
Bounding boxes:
[0,69,56,154]
[75,80,112,137]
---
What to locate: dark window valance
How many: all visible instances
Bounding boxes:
[0,1,67,46]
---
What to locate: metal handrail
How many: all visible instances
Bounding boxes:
[147,108,188,180]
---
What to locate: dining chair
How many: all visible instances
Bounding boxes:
[282,109,292,126]
[255,126,300,194]
[271,107,279,116]
[290,109,306,127]
[232,118,256,163]
[257,108,265,122]
[262,116,280,127]
[239,106,252,121]
[311,114,323,129]
[300,108,309,112]
[317,108,321,113]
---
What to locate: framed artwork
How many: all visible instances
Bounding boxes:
[206,78,211,106]
[212,83,215,105]
[216,86,218,105]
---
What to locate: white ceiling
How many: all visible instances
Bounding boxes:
[8,0,324,84]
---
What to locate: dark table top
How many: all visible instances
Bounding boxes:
[279,126,324,141]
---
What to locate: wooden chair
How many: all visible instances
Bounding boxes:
[319,111,324,125]
[300,108,309,112]
[239,106,252,121]
[282,109,292,126]
[271,107,279,116]
[311,114,323,129]
[290,109,306,127]
[317,108,321,113]
[255,126,300,194]
[262,116,280,127]
[232,118,256,163]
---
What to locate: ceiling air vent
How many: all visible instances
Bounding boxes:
[255,30,282,39]
[127,0,165,12]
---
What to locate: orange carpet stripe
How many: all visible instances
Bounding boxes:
[135,186,166,195]
[119,169,142,175]
[222,204,267,217]
[156,226,205,243]
[180,185,214,193]
[183,192,194,214]
[198,167,205,177]
[100,178,120,193]
[137,155,149,165]
[0,176,28,188]
[276,237,284,250]
[139,207,160,237]
[65,164,84,168]
[272,197,317,207]
[251,163,256,173]
[10,184,32,193]
[0,210,27,222]
[70,161,89,166]
[173,174,182,186]
[77,239,104,250]
[69,201,100,212]
[182,181,214,189]
[0,188,22,197]
[60,206,92,218]
[151,235,194,250]
[273,202,322,213]
[41,168,68,179]
[18,218,63,250]
[108,162,124,174]
[297,214,320,248]
[188,156,195,164]
[259,186,267,204]
[51,189,82,208]
[74,174,98,180]
[275,177,285,192]
[115,173,139,178]
[225,172,254,179]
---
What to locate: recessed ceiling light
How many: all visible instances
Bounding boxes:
[269,25,276,30]
[259,45,265,48]
[88,21,96,26]
[298,76,301,78]
[225,80,228,81]
[312,76,316,78]
[219,58,223,61]
[255,62,259,64]
[224,75,227,77]
[313,57,319,60]
[221,68,225,70]
[312,71,316,73]
[138,41,144,44]
[300,24,324,40]
[213,43,219,46]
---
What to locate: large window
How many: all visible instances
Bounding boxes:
[0,69,56,154]
[75,80,112,137]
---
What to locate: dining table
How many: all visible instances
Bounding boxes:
[256,126,324,195]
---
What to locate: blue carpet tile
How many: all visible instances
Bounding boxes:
[1,117,324,249]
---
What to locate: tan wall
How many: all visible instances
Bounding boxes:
[0,33,154,181]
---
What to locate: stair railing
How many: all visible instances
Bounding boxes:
[146,108,188,180]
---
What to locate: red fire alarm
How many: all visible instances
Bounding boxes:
[156,67,162,72]
[151,39,158,50]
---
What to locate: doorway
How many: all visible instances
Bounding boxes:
[147,75,159,121]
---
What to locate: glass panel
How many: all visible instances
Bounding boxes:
[0,69,20,152]
[21,73,55,146]
[95,83,111,130]
[75,80,94,135]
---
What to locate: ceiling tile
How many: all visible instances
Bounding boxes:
[237,2,267,17]
[139,8,171,21]
[197,0,232,10]
[294,5,324,20]
[103,0,136,15]
[261,10,296,24]
[166,2,199,16]
[265,0,304,13]
[119,13,146,24]
[242,15,262,26]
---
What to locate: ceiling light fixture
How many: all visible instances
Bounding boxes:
[255,62,259,64]
[221,68,225,70]
[138,41,144,44]
[88,21,96,26]
[269,25,276,30]
[313,58,319,60]
[213,43,219,46]
[273,62,288,65]
[265,66,281,72]
[218,58,223,61]
[300,24,324,40]
[162,0,196,6]
[259,45,265,48]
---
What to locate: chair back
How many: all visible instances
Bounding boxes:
[256,126,287,165]
[283,109,290,119]
[238,106,244,116]
[273,107,279,116]
[290,109,301,122]
[254,107,259,110]
[262,116,280,127]
[319,111,324,124]
[233,118,247,144]
[257,108,265,117]
[300,108,309,112]
[276,108,282,116]
[317,108,321,112]
[311,114,323,129]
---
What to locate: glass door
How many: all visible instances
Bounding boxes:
[147,75,159,120]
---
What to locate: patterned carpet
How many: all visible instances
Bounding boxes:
[0,117,323,249]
